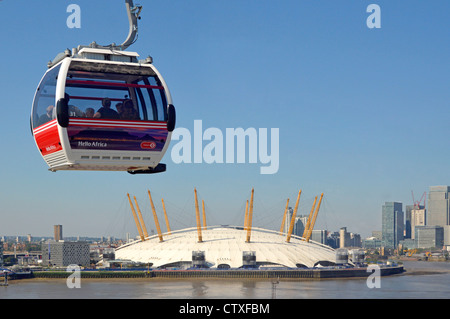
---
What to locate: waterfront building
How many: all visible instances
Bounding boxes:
[282,207,309,237]
[41,240,90,267]
[339,227,350,248]
[54,225,63,241]
[427,186,450,226]
[327,232,340,249]
[415,226,444,249]
[427,186,450,247]
[362,237,382,249]
[405,205,413,239]
[338,227,361,248]
[349,233,362,247]
[310,230,327,245]
[405,205,425,239]
[382,202,404,249]
[399,239,416,250]
[410,208,426,239]
[371,231,382,240]
[0,240,3,266]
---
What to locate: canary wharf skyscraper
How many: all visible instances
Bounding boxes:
[382,202,404,249]
[427,186,450,227]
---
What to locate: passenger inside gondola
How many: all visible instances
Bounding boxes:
[120,99,140,120]
[85,107,95,118]
[37,105,55,126]
[94,98,120,119]
[65,93,85,118]
[115,102,124,117]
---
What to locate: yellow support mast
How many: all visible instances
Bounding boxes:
[127,193,145,241]
[286,190,302,243]
[148,190,163,242]
[279,198,290,235]
[134,196,149,239]
[161,198,172,235]
[246,188,255,243]
[302,196,317,238]
[202,199,207,230]
[194,188,203,243]
[305,193,324,242]
[244,200,249,230]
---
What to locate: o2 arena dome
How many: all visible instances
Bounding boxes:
[115,226,336,269]
[114,189,336,269]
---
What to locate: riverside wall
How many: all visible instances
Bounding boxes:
[31,266,404,280]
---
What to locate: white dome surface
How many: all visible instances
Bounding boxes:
[115,226,336,269]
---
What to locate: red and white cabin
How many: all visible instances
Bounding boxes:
[31,48,175,174]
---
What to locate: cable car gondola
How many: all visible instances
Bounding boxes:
[31,1,175,174]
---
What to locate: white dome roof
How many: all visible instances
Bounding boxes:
[115,226,336,269]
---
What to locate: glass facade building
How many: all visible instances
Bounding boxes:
[428,186,450,247]
[415,226,444,249]
[382,202,404,249]
[427,186,450,227]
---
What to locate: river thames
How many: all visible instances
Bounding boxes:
[1,261,449,299]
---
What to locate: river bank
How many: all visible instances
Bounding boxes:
[17,264,404,281]
[2,261,449,299]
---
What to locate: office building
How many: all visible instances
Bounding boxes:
[444,226,450,249]
[337,228,361,248]
[382,202,404,249]
[363,237,382,249]
[339,227,350,248]
[415,226,444,249]
[0,240,3,266]
[54,225,63,241]
[405,205,413,239]
[399,238,416,250]
[327,232,340,248]
[349,233,362,247]
[371,231,382,240]
[410,208,426,239]
[310,230,327,245]
[41,240,90,267]
[405,204,424,239]
[427,186,450,226]
[427,186,450,247]
[282,207,308,237]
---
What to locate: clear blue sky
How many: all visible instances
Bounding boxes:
[0,0,448,239]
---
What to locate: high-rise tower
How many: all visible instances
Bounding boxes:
[382,202,404,249]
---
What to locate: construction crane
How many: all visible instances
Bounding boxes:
[411,191,426,209]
